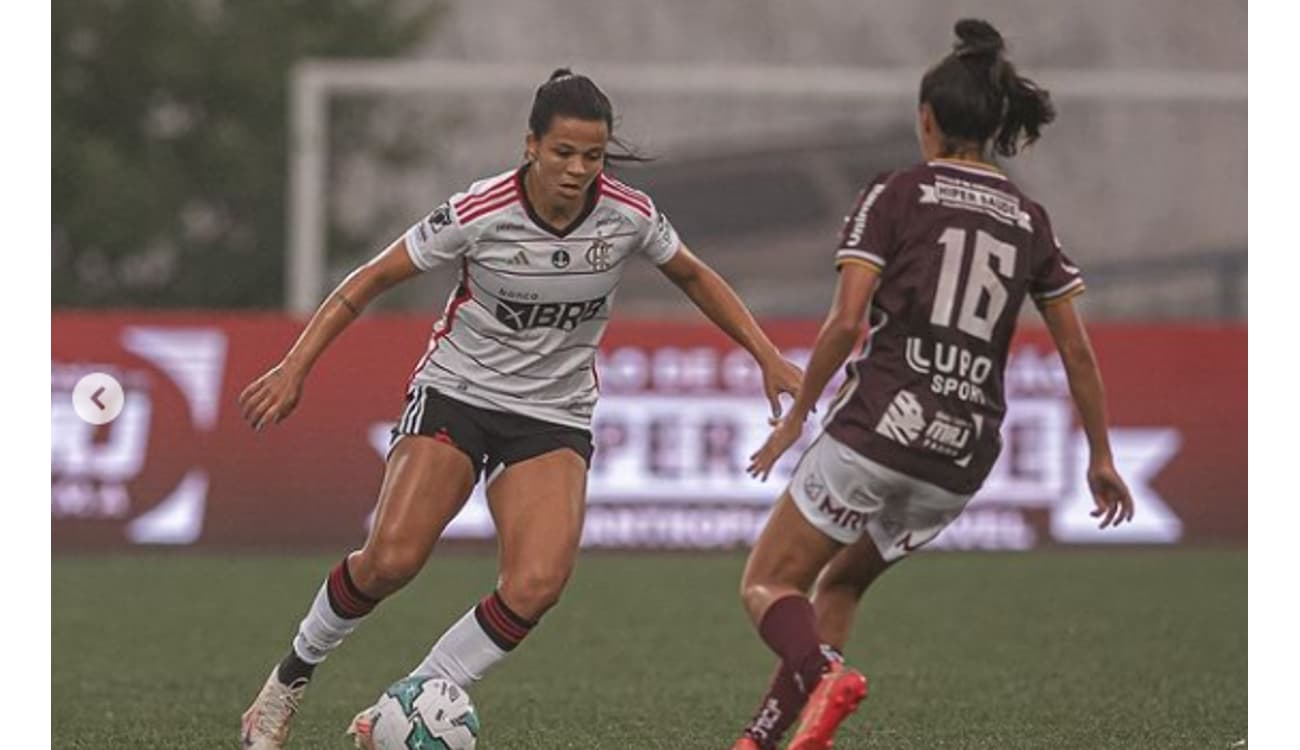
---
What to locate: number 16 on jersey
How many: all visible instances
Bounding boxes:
[930,227,1017,342]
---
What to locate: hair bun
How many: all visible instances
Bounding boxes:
[548,67,576,82]
[954,18,1005,59]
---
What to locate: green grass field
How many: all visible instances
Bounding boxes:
[53,549,1245,749]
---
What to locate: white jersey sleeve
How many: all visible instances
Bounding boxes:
[403,201,472,271]
[599,173,681,265]
[638,202,681,265]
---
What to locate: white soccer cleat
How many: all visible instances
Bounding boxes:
[345,705,379,750]
[240,668,309,749]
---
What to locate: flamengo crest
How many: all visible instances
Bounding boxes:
[586,238,613,270]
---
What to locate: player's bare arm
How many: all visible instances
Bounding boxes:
[238,238,423,430]
[657,243,803,419]
[1040,296,1135,528]
[748,263,880,481]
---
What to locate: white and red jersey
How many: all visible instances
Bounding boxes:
[400,166,681,428]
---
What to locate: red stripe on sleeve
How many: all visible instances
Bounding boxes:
[452,175,516,214]
[599,187,651,218]
[458,190,520,224]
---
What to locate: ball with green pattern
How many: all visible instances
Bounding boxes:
[368,676,479,750]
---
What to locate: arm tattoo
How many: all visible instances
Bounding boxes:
[333,292,361,316]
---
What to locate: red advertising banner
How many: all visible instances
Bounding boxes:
[51,313,1245,550]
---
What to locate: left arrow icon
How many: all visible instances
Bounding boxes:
[72,373,125,425]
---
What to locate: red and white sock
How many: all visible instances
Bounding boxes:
[289,557,379,668]
[410,590,536,688]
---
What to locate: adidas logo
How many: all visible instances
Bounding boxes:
[505,251,530,266]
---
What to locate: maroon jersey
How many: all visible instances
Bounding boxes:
[824,159,1084,494]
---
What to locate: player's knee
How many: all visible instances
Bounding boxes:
[739,579,767,618]
[501,565,571,619]
[354,545,424,594]
[739,556,776,604]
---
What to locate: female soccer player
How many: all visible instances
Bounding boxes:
[237,68,802,749]
[730,20,1135,750]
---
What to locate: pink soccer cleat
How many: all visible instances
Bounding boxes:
[787,662,869,750]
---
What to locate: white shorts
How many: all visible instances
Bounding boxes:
[788,433,973,560]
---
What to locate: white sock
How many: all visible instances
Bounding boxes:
[291,582,365,665]
[409,606,509,688]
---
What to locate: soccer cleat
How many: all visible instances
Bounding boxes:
[728,737,763,750]
[787,662,869,750]
[240,668,309,749]
[345,705,378,750]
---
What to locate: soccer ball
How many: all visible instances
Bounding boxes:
[367,676,479,750]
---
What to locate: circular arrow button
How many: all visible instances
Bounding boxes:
[72,372,125,425]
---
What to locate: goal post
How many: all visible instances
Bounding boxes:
[286,60,1246,314]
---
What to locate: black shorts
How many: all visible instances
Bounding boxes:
[390,386,594,482]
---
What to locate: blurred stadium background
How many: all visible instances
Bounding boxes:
[51,1,1246,748]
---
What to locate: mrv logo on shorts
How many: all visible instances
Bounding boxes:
[495,296,606,331]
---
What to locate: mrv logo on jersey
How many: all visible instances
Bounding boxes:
[495,296,606,331]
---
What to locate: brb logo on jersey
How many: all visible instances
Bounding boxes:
[495,296,606,331]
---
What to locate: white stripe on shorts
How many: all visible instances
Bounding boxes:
[399,390,413,433]
[413,388,428,433]
[400,388,425,434]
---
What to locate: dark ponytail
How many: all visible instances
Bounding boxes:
[920,19,1055,158]
[528,68,649,164]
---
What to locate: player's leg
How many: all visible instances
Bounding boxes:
[812,533,895,648]
[736,493,864,749]
[741,492,843,625]
[736,536,893,750]
[246,436,475,749]
[783,453,970,749]
[735,434,880,750]
[809,459,972,654]
[734,493,843,750]
[407,437,589,687]
[295,434,478,666]
[244,389,482,750]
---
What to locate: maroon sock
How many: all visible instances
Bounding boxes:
[742,662,803,749]
[757,595,833,695]
[744,647,845,748]
[325,556,379,619]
